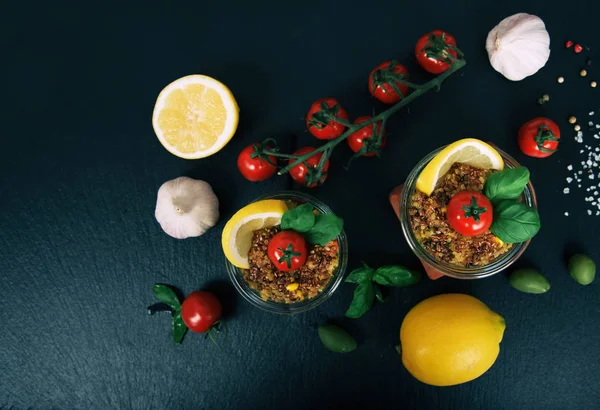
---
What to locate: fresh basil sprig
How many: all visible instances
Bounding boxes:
[345,263,421,319]
[490,201,541,243]
[481,166,540,244]
[150,284,187,344]
[484,166,530,203]
[280,203,315,232]
[280,204,343,245]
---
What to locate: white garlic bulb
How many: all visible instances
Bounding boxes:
[155,177,219,239]
[486,13,550,81]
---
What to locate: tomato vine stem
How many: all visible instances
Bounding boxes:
[266,57,466,179]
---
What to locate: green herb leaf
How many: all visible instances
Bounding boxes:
[280,203,316,233]
[345,281,375,319]
[372,266,422,287]
[490,200,541,243]
[484,167,530,202]
[152,284,181,311]
[172,309,187,345]
[345,265,374,283]
[374,284,386,303]
[304,214,344,245]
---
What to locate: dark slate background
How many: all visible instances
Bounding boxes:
[1,1,599,409]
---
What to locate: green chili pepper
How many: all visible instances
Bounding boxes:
[568,254,596,285]
[318,324,357,353]
[509,268,550,294]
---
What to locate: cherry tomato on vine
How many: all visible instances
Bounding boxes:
[347,116,387,157]
[517,117,560,158]
[237,143,277,181]
[415,30,458,74]
[288,147,330,187]
[267,230,308,272]
[368,61,410,104]
[181,291,222,333]
[446,192,493,237]
[306,98,349,140]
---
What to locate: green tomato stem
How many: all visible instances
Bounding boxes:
[275,58,466,176]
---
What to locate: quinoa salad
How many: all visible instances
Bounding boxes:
[242,226,339,303]
[409,162,512,267]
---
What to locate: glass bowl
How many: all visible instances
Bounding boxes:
[225,191,348,314]
[399,145,537,280]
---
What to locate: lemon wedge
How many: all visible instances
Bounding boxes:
[416,139,504,196]
[222,200,289,269]
[152,75,239,159]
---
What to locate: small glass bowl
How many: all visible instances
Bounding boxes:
[225,191,348,314]
[399,146,537,279]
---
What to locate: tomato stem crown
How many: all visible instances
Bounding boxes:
[462,196,488,222]
[534,125,560,153]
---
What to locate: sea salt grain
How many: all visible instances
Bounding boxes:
[591,174,595,179]
[591,111,596,116]
[567,177,573,183]
[568,165,573,170]
[564,188,570,194]
[590,121,595,126]
[565,212,569,216]
[588,210,593,215]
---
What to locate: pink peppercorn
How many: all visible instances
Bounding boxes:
[574,44,583,53]
[566,40,574,48]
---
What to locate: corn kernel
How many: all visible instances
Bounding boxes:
[286,283,299,291]
[494,237,504,246]
[295,290,304,299]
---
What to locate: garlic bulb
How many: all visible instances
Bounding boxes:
[486,13,550,81]
[155,177,219,239]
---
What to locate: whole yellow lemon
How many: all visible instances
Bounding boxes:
[399,294,505,386]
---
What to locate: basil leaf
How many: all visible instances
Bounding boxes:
[152,284,181,311]
[372,266,422,287]
[490,201,541,243]
[304,214,344,245]
[280,203,316,233]
[345,282,375,319]
[484,167,530,202]
[345,266,374,283]
[374,285,386,303]
[172,309,187,345]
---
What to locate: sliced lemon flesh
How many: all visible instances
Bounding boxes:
[222,200,289,269]
[416,139,504,196]
[152,75,239,159]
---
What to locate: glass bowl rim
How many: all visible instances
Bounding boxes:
[399,145,538,279]
[225,190,348,314]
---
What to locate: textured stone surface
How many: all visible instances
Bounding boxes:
[1,1,599,409]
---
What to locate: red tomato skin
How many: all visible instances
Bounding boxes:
[415,30,458,74]
[368,62,410,104]
[446,192,493,237]
[267,231,308,272]
[347,116,387,157]
[181,291,222,333]
[237,144,277,181]
[288,147,330,187]
[306,98,348,140]
[517,118,561,158]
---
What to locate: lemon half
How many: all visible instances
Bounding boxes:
[221,200,288,269]
[416,139,504,196]
[152,75,239,159]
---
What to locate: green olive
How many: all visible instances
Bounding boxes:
[318,324,357,353]
[568,254,596,285]
[509,268,550,294]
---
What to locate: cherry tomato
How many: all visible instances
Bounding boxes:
[181,291,222,333]
[237,143,277,181]
[347,116,387,157]
[288,147,330,187]
[267,230,308,272]
[517,117,560,158]
[368,61,410,104]
[415,30,458,74]
[306,98,349,140]
[446,192,493,237]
